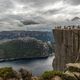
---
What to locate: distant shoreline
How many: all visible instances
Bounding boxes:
[0,56,49,62]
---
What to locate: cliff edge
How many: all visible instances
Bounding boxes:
[53,26,80,71]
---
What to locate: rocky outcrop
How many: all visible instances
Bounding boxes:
[0,67,33,80]
[0,67,20,80]
[55,63,80,80]
[41,63,80,80]
[53,28,80,71]
[19,68,32,80]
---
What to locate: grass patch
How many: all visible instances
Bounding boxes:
[41,70,63,80]
[0,67,16,79]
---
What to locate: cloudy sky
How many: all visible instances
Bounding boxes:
[0,0,80,31]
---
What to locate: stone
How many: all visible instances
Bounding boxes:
[6,78,19,80]
[66,63,80,72]
[19,68,32,80]
[73,72,80,80]
[51,76,63,80]
[66,63,80,69]
[0,77,3,80]
[31,77,39,80]
[63,71,77,80]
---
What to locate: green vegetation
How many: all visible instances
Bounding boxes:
[0,67,16,79]
[41,70,63,80]
[0,38,49,59]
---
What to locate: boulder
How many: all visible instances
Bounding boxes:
[51,76,62,80]
[0,77,3,80]
[31,77,39,80]
[6,78,19,80]
[63,71,77,80]
[19,68,32,80]
[0,67,19,80]
[73,72,80,80]
[66,63,80,72]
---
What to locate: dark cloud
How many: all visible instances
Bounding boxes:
[0,0,80,31]
[64,0,80,5]
[21,20,40,25]
[71,17,80,21]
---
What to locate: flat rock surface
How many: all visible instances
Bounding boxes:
[66,63,80,68]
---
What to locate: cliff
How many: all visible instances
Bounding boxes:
[53,26,80,71]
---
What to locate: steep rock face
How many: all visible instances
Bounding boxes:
[0,38,49,59]
[53,27,80,71]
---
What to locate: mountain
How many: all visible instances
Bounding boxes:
[0,38,49,60]
[0,31,54,42]
[71,17,80,21]
[54,17,80,27]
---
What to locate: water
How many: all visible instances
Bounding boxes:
[0,55,55,76]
